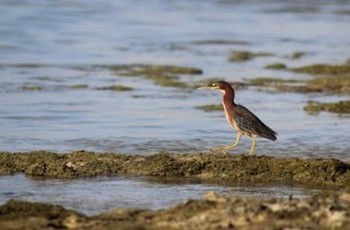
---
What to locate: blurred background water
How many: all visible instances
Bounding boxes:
[0,0,349,214]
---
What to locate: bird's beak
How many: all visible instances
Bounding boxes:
[197,85,213,90]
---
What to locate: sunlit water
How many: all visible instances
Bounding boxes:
[0,0,349,214]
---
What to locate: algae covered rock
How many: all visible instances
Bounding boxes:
[304,100,350,114]
[228,51,273,62]
[289,51,306,60]
[248,75,350,94]
[91,64,203,88]
[1,190,350,229]
[248,77,299,86]
[292,64,350,75]
[307,75,350,93]
[264,63,287,70]
[96,85,133,91]
[0,200,86,229]
[196,104,223,112]
[1,151,349,187]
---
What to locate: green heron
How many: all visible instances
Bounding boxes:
[199,80,277,155]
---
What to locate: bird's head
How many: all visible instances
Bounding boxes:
[198,80,234,94]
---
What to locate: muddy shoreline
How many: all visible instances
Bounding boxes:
[1,151,349,187]
[1,151,350,229]
[1,190,350,229]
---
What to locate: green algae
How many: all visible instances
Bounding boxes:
[35,76,63,82]
[0,63,51,69]
[248,77,300,86]
[20,85,44,91]
[289,51,306,60]
[192,39,250,45]
[292,64,350,75]
[99,64,202,88]
[247,77,312,93]
[67,84,89,89]
[304,100,350,114]
[119,65,203,75]
[264,62,350,76]
[307,75,350,93]
[96,85,133,91]
[131,94,147,99]
[228,51,253,62]
[0,151,349,187]
[21,84,90,91]
[131,65,203,75]
[110,64,202,76]
[264,63,287,70]
[149,75,189,88]
[228,51,274,62]
[248,75,350,94]
[265,5,320,14]
[5,63,203,89]
[196,104,223,112]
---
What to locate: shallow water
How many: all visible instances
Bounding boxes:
[0,174,320,215]
[0,0,349,212]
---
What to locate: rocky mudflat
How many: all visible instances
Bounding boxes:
[1,151,350,229]
[1,151,349,186]
[1,189,350,229]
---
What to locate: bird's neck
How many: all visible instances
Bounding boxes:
[222,90,235,107]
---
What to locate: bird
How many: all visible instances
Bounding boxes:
[198,80,277,155]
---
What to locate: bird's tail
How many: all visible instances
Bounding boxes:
[261,125,278,141]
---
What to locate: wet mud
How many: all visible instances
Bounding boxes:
[0,151,349,187]
[1,190,350,229]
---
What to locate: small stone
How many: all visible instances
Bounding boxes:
[204,191,227,203]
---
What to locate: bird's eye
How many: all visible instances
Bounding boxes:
[212,83,217,87]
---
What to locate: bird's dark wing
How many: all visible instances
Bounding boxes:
[233,104,277,141]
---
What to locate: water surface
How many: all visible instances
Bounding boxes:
[0,0,349,213]
[0,174,320,215]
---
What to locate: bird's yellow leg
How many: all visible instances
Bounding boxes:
[223,132,243,150]
[211,132,243,154]
[248,136,256,156]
